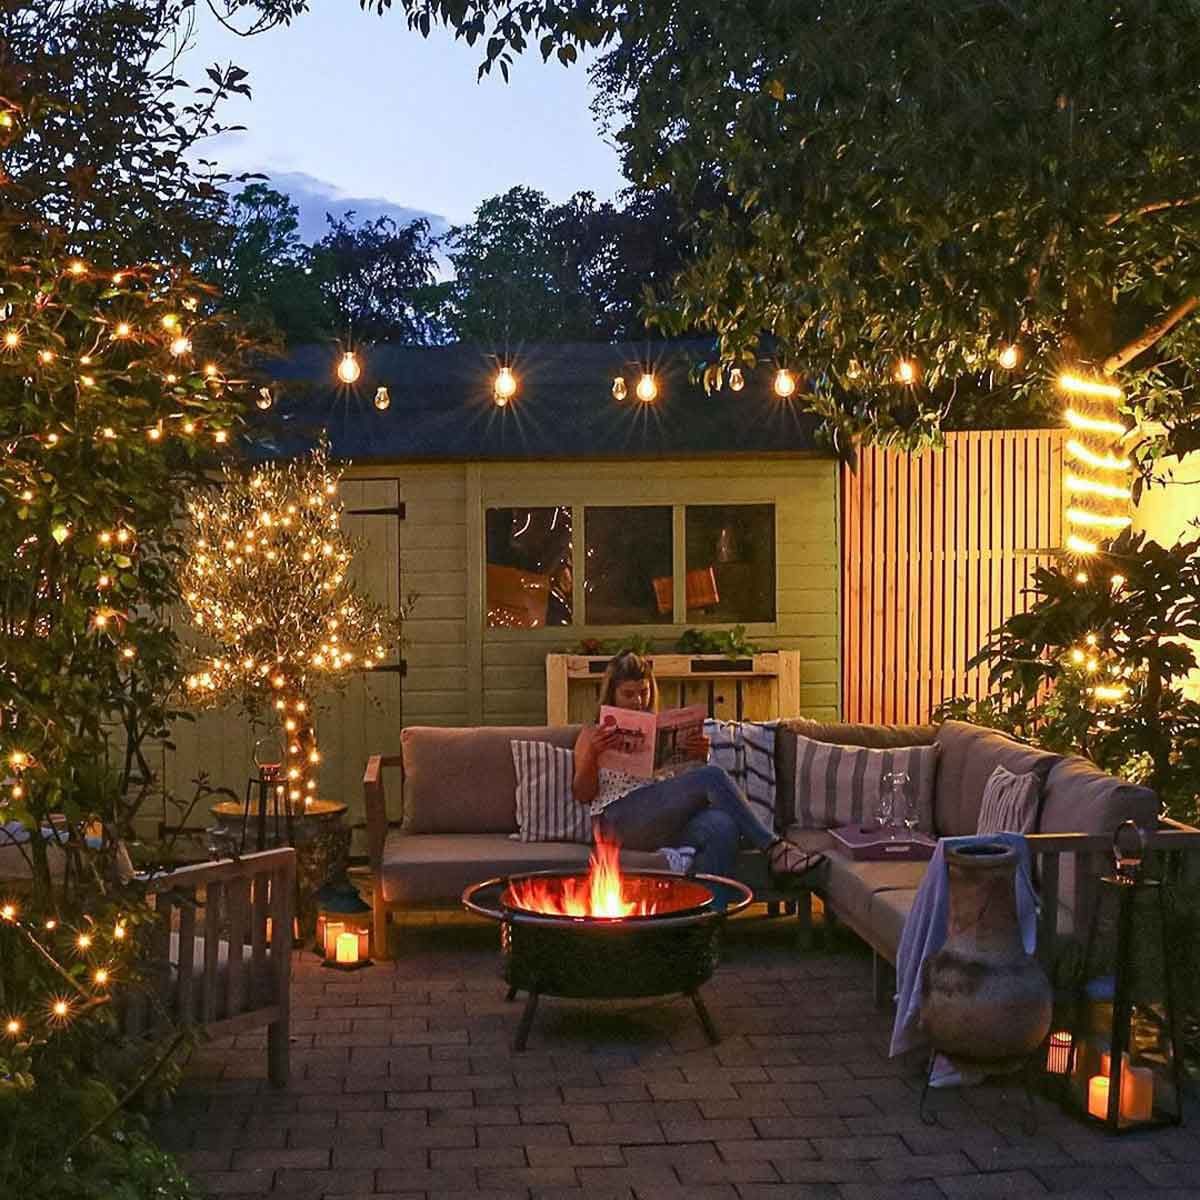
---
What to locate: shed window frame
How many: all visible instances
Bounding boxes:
[481,500,781,637]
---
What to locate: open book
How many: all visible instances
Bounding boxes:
[596,704,707,779]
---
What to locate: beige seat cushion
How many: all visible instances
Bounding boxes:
[824,854,927,931]
[380,833,665,905]
[867,888,919,961]
[401,725,581,834]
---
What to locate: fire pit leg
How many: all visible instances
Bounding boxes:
[689,989,720,1045]
[512,990,539,1052]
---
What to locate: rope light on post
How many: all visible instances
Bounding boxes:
[1058,372,1133,557]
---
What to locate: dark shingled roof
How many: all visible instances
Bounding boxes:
[256,340,826,462]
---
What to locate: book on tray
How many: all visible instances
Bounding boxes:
[596,704,707,779]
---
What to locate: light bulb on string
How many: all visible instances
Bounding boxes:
[728,367,745,392]
[336,351,361,384]
[773,368,797,398]
[997,344,1021,370]
[894,358,918,385]
[493,365,517,405]
[611,376,627,401]
[635,371,658,404]
[256,387,274,411]
[3,330,20,349]
[373,386,391,411]
[113,322,131,339]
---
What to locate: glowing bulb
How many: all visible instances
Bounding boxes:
[182,420,195,434]
[1071,648,1086,664]
[1058,372,1122,401]
[94,968,109,985]
[5,1019,20,1036]
[81,375,95,388]
[729,367,745,392]
[1066,508,1132,530]
[161,314,179,331]
[8,751,26,769]
[895,358,918,384]
[1065,475,1130,500]
[147,425,162,441]
[44,919,56,931]
[121,646,136,660]
[1067,533,1098,555]
[1075,571,1088,583]
[113,923,126,941]
[214,430,228,445]
[611,376,627,401]
[635,372,658,403]
[37,349,54,364]
[68,261,86,276]
[773,368,797,398]
[45,432,59,445]
[76,933,92,950]
[113,322,131,339]
[52,999,69,1018]
[19,489,32,501]
[998,344,1020,370]
[493,366,517,403]
[336,352,361,384]
[3,330,19,348]
[170,335,191,356]
[373,386,390,411]
[98,574,110,588]
[1065,440,1130,471]
[204,362,219,378]
[0,904,15,920]
[112,272,125,284]
[1111,574,1126,588]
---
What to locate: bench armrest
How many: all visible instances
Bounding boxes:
[364,754,403,874]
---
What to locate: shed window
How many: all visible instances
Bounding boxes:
[584,506,673,625]
[685,504,776,623]
[485,506,573,628]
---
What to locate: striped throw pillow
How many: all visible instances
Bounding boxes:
[976,765,1039,835]
[704,718,743,781]
[510,740,592,844]
[791,732,939,831]
[741,720,780,831]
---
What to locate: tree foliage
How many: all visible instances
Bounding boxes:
[362,0,1200,465]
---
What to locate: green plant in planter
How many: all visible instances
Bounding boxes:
[676,625,759,658]
[938,530,1200,823]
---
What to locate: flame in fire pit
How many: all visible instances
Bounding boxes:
[501,836,714,920]
[505,835,650,918]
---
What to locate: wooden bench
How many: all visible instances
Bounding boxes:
[128,847,296,1087]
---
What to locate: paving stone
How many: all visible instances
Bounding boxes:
[871,1153,974,1181]
[935,1170,1049,1197]
[568,1120,665,1145]
[660,1117,757,1142]
[810,1135,906,1159]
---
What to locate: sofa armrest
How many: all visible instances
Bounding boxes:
[364,754,403,874]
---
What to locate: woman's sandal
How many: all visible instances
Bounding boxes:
[766,838,827,881]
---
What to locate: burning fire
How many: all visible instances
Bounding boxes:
[505,834,658,919]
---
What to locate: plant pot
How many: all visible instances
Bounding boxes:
[920,842,1052,1068]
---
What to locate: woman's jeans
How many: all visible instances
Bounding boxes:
[595,765,776,877]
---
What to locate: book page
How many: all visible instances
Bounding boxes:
[653,705,707,773]
[596,706,657,778]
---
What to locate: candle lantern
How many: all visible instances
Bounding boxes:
[1066,821,1182,1132]
[314,877,372,971]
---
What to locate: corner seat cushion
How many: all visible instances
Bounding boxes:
[379,833,664,905]
[934,720,1060,837]
[402,725,580,834]
[817,850,928,936]
[775,720,937,829]
[1039,754,1158,835]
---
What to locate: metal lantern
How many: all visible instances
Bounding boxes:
[314,878,372,971]
[1067,821,1183,1132]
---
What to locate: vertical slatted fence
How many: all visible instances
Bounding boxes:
[841,429,1064,725]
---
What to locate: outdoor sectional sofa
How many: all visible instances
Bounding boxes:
[363,718,1165,979]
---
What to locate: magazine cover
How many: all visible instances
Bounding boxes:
[597,704,707,778]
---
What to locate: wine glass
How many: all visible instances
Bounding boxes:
[873,788,894,834]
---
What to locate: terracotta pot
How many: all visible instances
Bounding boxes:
[920,842,1052,1067]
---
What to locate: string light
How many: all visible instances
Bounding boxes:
[1067,533,1099,555]
[493,365,517,404]
[68,261,85,276]
[635,371,658,403]
[112,322,131,339]
[37,349,54,364]
[894,358,918,385]
[4,330,20,349]
[729,367,745,392]
[611,376,627,401]
[1065,409,1127,436]
[169,335,191,357]
[997,344,1021,370]
[1065,475,1131,500]
[1066,440,1131,472]
[373,386,390,411]
[1065,508,1132,530]
[1058,372,1123,401]
[336,351,361,384]
[773,368,797,398]
[160,314,179,331]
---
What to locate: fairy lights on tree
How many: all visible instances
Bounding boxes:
[180,448,397,809]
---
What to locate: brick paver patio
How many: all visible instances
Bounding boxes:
[159,906,1199,1200]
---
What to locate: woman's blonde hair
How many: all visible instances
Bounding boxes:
[598,650,659,711]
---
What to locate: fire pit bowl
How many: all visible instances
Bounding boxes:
[462,869,752,1050]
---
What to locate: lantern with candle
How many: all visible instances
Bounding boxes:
[1066,821,1182,1132]
[314,878,372,971]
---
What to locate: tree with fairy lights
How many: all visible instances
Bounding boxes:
[180,448,398,809]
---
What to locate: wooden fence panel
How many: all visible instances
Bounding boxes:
[841,430,1064,724]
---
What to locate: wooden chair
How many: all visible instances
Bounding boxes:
[128,847,296,1086]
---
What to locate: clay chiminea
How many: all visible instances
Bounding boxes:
[920,842,1052,1068]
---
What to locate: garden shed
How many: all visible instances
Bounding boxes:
[158,341,842,841]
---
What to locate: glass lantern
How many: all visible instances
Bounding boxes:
[1067,822,1182,1132]
[314,878,372,972]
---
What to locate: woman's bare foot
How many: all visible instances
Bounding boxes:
[767,838,826,879]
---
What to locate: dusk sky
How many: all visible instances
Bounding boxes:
[191,5,628,241]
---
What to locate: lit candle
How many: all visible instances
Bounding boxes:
[1088,1074,1111,1120]
[1101,1052,1154,1122]
[335,931,359,965]
[1046,1030,1072,1075]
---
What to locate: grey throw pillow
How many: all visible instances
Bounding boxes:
[510,740,592,844]
[791,733,939,831]
[976,764,1040,835]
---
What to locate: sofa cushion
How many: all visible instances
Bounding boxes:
[790,733,939,832]
[1039,754,1159,836]
[934,720,1060,836]
[822,853,928,934]
[511,741,591,844]
[976,765,1040,835]
[867,888,919,961]
[402,725,580,834]
[775,720,937,828]
[380,833,665,905]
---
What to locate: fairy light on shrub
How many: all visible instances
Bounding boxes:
[180,448,397,812]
